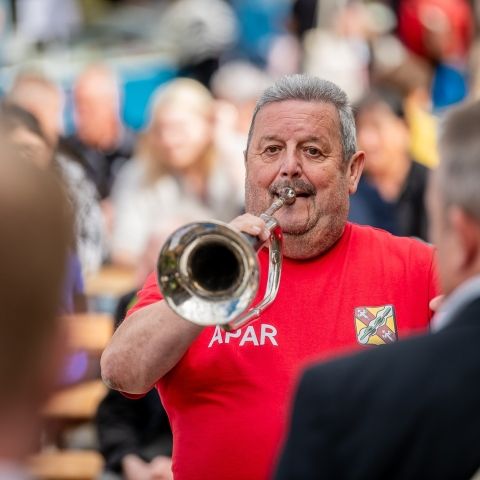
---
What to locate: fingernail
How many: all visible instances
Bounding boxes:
[251,226,261,234]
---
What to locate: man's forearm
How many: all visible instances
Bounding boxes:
[101,300,203,393]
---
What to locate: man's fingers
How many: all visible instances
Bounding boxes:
[429,295,444,312]
[229,214,270,241]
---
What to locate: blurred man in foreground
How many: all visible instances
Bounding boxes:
[0,152,71,476]
[277,100,480,479]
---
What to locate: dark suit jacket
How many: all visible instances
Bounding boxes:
[276,297,480,480]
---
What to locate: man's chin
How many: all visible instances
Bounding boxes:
[281,223,312,236]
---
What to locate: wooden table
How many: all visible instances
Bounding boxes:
[66,313,114,353]
[28,450,104,480]
[85,265,137,298]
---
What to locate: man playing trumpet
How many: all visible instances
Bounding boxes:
[102,74,438,480]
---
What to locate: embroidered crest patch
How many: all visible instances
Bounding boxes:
[354,305,397,346]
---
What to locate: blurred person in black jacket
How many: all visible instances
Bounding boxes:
[64,64,135,200]
[96,291,173,480]
[349,89,429,240]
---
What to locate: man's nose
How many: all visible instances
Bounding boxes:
[279,149,302,178]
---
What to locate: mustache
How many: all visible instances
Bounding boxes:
[269,179,317,197]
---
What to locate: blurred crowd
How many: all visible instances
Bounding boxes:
[2,0,479,281]
[1,0,480,478]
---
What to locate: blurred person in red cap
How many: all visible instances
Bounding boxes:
[397,0,472,63]
[397,0,473,109]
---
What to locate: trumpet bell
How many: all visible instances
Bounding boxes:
[157,221,259,326]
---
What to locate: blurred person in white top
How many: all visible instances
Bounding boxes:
[8,72,105,276]
[16,0,81,45]
[111,78,243,268]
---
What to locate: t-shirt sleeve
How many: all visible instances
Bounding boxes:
[121,272,164,399]
[126,272,164,317]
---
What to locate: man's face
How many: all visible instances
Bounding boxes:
[245,99,362,259]
[74,77,119,147]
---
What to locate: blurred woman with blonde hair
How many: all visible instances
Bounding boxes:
[111,78,243,267]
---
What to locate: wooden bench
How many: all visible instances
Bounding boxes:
[42,314,113,421]
[43,380,108,420]
[28,314,114,479]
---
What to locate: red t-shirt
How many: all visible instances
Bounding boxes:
[127,223,438,480]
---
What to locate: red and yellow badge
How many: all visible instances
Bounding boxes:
[354,305,397,346]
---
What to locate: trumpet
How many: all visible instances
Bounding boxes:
[156,187,296,330]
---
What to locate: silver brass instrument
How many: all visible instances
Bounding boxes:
[156,187,296,330]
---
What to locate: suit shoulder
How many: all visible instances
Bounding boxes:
[301,332,437,396]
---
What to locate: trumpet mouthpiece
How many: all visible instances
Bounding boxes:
[281,187,296,205]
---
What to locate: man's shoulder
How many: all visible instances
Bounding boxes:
[348,222,434,259]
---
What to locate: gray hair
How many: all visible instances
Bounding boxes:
[246,74,357,163]
[437,100,480,220]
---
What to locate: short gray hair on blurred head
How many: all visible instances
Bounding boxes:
[246,74,357,163]
[211,60,271,103]
[438,100,480,221]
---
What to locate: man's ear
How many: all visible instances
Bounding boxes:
[347,151,365,195]
[448,206,480,270]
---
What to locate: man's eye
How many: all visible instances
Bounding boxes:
[264,145,281,155]
[304,147,321,157]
